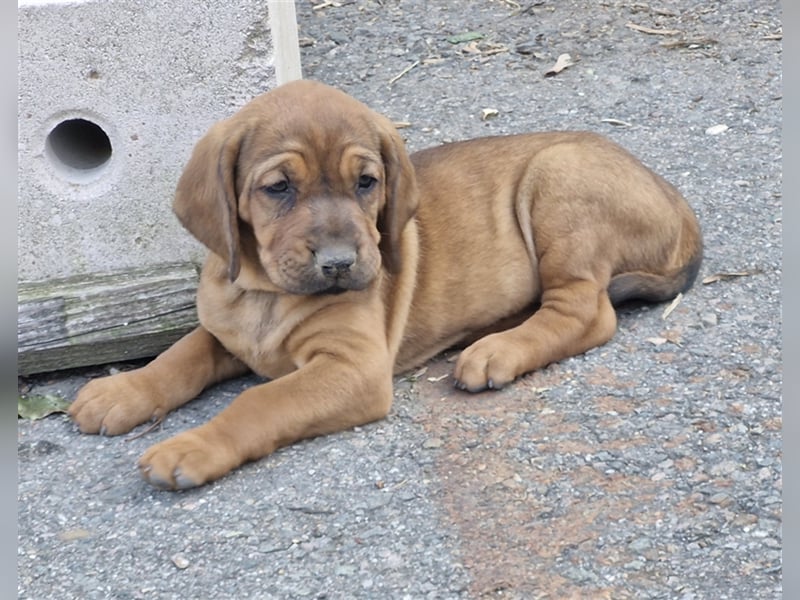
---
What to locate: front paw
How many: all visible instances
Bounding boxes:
[69,372,163,436]
[139,428,241,490]
[453,334,521,392]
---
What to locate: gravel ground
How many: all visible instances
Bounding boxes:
[18,1,782,598]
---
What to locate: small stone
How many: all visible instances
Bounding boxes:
[624,559,645,570]
[710,460,739,476]
[751,529,770,538]
[423,438,443,449]
[515,41,539,54]
[335,565,356,576]
[701,312,718,327]
[563,566,595,583]
[706,124,729,135]
[628,537,652,552]
[328,32,349,45]
[171,554,190,569]
[708,492,732,506]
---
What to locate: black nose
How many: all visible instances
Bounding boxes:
[315,247,356,278]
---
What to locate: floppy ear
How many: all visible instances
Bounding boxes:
[377,117,419,273]
[173,118,245,281]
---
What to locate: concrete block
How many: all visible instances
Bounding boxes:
[18,0,301,282]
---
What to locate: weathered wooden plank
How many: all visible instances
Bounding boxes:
[18,263,200,376]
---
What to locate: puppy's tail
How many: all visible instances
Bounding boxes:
[607,223,703,306]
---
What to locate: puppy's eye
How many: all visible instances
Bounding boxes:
[263,181,290,196]
[357,175,377,193]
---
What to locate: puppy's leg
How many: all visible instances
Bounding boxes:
[138,353,393,490]
[69,327,248,435]
[454,276,617,392]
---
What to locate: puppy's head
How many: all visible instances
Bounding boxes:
[173,80,418,295]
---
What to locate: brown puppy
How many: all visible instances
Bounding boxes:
[69,80,702,490]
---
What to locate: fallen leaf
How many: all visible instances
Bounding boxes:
[481,108,499,121]
[545,53,576,77]
[461,41,482,55]
[626,22,680,36]
[663,330,683,347]
[477,42,510,57]
[661,292,683,320]
[59,528,91,542]
[18,393,71,420]
[702,269,762,284]
[647,337,668,346]
[447,31,485,44]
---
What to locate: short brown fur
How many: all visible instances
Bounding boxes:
[70,80,702,489]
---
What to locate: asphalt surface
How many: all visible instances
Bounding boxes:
[18,1,782,598]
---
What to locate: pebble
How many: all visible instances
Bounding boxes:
[328,32,349,45]
[624,559,646,570]
[335,565,356,576]
[515,40,540,54]
[563,565,597,583]
[628,537,653,552]
[701,312,718,327]
[710,460,740,476]
[708,492,732,506]
[706,124,729,135]
[171,554,190,570]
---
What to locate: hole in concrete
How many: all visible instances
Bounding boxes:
[46,118,113,180]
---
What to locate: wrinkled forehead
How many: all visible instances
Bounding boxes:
[245,143,384,189]
[235,84,386,176]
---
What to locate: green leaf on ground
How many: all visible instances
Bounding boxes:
[447,32,484,44]
[18,393,71,420]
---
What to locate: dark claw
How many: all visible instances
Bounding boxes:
[99,425,108,436]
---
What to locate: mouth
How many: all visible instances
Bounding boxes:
[313,285,350,296]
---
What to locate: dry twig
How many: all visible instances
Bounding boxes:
[388,60,420,86]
